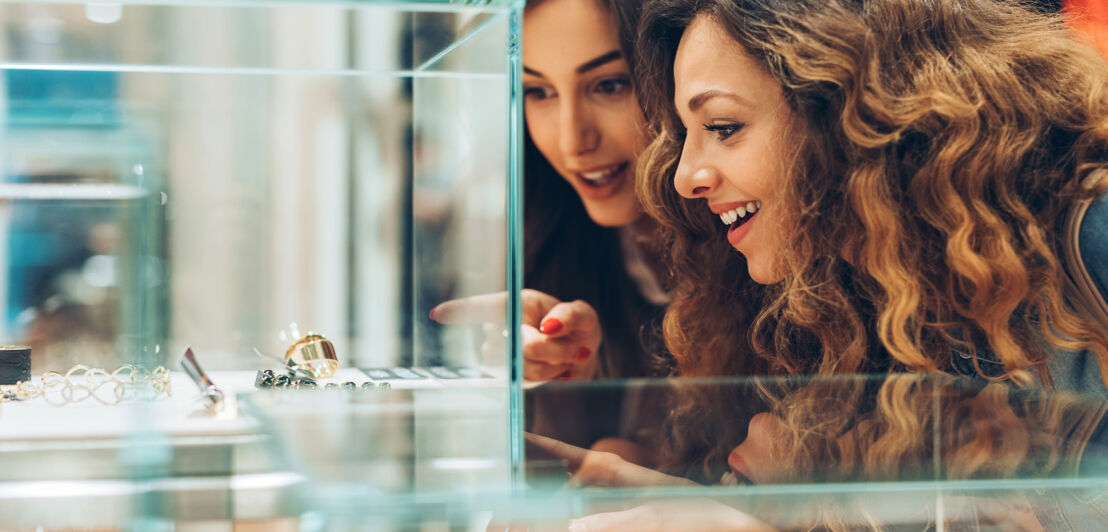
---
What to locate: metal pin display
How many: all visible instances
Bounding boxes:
[180,347,224,410]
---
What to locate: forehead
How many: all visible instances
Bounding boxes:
[523,0,621,68]
[673,15,774,106]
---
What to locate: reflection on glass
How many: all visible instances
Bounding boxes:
[525,374,1108,530]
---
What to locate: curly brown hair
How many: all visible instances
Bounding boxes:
[635,0,1108,386]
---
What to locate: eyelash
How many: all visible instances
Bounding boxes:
[522,76,631,103]
[524,86,554,101]
[593,77,631,96]
[703,123,743,141]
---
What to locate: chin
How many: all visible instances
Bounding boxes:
[745,260,784,285]
[584,205,641,228]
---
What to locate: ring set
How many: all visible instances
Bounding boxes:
[254,369,389,391]
[255,368,318,389]
[284,333,339,379]
[254,333,389,390]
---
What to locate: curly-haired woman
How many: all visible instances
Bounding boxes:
[549,0,1108,528]
[633,0,1108,393]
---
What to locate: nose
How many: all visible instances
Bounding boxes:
[558,97,599,157]
[674,139,719,198]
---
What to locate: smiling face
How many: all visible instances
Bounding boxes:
[724,411,858,486]
[722,412,784,486]
[672,15,797,284]
[523,0,648,227]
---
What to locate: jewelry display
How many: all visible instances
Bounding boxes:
[255,368,317,389]
[284,333,339,379]
[253,368,390,390]
[252,332,388,390]
[0,364,171,405]
[180,347,224,410]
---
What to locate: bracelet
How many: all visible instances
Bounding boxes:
[0,364,171,405]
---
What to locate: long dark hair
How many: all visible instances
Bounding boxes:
[523,0,665,379]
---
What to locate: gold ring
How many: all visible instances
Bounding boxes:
[285,333,339,379]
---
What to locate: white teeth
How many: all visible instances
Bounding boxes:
[717,201,761,226]
[720,471,739,486]
[580,165,620,181]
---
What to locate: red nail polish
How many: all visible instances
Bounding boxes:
[576,347,591,362]
[428,307,438,320]
[539,318,563,335]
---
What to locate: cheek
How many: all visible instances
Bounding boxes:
[601,102,648,152]
[525,104,560,164]
[748,209,790,284]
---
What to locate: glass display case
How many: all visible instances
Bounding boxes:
[0,0,524,528]
[2,1,1108,531]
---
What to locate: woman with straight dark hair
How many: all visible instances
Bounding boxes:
[434,0,670,454]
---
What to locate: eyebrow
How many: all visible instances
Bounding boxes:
[687,89,752,112]
[523,50,623,78]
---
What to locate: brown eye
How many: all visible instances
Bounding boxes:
[593,77,631,96]
[524,86,555,101]
[704,123,743,141]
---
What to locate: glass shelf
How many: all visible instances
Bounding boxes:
[0,0,523,528]
[2,1,1107,531]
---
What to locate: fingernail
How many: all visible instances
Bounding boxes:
[576,347,591,362]
[539,318,563,334]
[428,307,438,320]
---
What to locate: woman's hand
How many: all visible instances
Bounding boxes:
[430,289,602,382]
[520,289,601,381]
[525,432,695,488]
[522,432,778,532]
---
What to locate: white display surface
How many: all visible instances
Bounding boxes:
[0,371,256,442]
[0,366,506,440]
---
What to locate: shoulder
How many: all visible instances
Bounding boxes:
[1046,346,1108,397]
[1078,193,1108,301]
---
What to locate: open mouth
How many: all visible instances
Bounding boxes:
[719,201,762,247]
[576,162,628,189]
[719,469,755,487]
[719,201,761,231]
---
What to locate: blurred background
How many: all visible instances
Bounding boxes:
[0,1,514,375]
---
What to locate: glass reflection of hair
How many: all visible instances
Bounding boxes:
[635,0,1108,387]
[763,375,1105,484]
[654,374,1108,530]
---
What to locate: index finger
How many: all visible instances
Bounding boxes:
[429,292,508,324]
[524,432,588,470]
